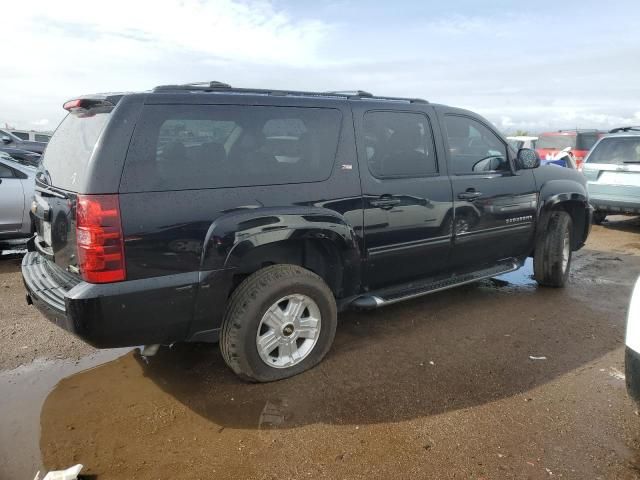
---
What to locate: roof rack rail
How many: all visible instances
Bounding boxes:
[556,128,601,133]
[325,90,374,97]
[153,81,232,92]
[609,126,640,134]
[152,82,429,103]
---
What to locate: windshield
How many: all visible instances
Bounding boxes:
[586,136,640,164]
[39,111,111,191]
[536,135,576,150]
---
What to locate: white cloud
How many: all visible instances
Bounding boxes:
[30,119,50,127]
[0,0,333,129]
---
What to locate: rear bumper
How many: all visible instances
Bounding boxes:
[589,194,640,215]
[22,252,198,348]
[626,347,640,405]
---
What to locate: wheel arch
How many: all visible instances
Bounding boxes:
[200,206,362,299]
[536,182,590,252]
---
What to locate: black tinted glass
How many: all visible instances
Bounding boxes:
[444,116,508,174]
[576,133,599,151]
[363,111,437,178]
[0,163,14,178]
[12,132,29,140]
[586,137,640,164]
[40,112,111,191]
[121,105,342,192]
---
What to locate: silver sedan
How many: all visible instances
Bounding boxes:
[0,152,35,240]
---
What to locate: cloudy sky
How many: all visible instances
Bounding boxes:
[2,0,639,133]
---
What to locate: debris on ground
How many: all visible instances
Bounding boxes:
[34,464,83,480]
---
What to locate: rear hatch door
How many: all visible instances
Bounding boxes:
[32,104,113,277]
[583,136,640,198]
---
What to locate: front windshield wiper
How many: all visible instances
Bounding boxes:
[623,161,640,164]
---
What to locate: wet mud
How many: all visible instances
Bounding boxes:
[2,219,640,479]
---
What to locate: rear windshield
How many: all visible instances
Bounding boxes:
[586,137,640,164]
[536,134,576,150]
[120,105,342,192]
[40,111,110,191]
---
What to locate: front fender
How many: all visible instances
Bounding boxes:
[536,179,591,249]
[538,179,589,215]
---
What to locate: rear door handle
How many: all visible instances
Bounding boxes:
[458,191,483,201]
[371,198,401,209]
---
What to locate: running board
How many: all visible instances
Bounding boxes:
[351,260,520,309]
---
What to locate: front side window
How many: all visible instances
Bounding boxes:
[363,111,437,178]
[0,163,15,178]
[122,105,342,192]
[444,116,508,174]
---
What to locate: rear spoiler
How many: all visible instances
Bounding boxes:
[62,93,126,113]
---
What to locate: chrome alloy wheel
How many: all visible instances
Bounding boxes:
[256,294,322,368]
[562,228,571,273]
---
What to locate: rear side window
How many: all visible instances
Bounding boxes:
[121,105,342,192]
[536,135,576,150]
[35,134,51,143]
[40,112,111,191]
[586,137,640,164]
[363,111,437,178]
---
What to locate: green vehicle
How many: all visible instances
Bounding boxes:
[583,127,640,224]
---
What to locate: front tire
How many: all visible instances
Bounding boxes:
[220,264,337,382]
[534,211,573,288]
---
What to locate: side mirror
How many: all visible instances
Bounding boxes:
[517,148,540,169]
[1,136,11,144]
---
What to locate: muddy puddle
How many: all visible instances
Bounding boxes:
[489,257,537,289]
[0,349,129,479]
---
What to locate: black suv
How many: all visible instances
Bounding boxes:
[22,82,592,382]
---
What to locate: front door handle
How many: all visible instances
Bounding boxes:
[458,190,483,201]
[371,197,401,209]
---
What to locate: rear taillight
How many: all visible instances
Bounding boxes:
[76,194,126,283]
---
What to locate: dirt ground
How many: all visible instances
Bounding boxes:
[1,218,640,479]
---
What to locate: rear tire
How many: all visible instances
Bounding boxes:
[593,211,606,225]
[534,211,573,288]
[220,264,337,382]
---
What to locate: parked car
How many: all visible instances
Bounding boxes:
[536,129,603,169]
[507,136,537,150]
[582,126,640,224]
[0,153,35,240]
[626,276,640,405]
[0,144,41,167]
[0,129,47,154]
[9,130,52,143]
[22,82,592,382]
